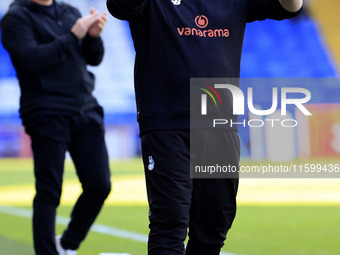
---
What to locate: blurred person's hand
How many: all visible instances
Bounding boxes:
[279,0,303,12]
[88,7,107,37]
[71,10,100,39]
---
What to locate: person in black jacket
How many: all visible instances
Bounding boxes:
[1,0,111,254]
[107,0,303,255]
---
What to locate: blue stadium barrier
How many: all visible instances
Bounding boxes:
[0,14,16,78]
[238,15,339,158]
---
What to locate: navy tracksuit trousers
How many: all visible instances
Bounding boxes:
[141,129,240,255]
[24,108,111,255]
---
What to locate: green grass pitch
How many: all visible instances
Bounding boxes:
[0,158,340,255]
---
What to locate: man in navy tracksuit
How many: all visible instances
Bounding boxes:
[107,0,302,254]
[1,0,111,254]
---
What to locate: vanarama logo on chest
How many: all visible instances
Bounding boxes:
[177,15,229,38]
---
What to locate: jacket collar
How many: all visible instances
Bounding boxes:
[11,0,66,19]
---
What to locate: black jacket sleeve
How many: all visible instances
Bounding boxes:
[0,11,79,74]
[106,0,146,20]
[247,0,302,23]
[82,34,104,66]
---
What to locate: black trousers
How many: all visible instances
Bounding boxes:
[141,129,240,255]
[24,108,111,255]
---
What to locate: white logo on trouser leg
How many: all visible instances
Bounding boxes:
[171,0,181,6]
[148,156,155,171]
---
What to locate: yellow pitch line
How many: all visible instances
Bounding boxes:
[1,178,340,206]
[0,176,148,206]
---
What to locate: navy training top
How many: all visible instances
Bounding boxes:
[107,0,301,134]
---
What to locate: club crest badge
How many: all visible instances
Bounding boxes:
[148,156,155,171]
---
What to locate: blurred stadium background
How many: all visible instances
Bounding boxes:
[0,0,340,160]
[1,0,340,255]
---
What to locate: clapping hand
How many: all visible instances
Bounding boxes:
[71,7,107,39]
[88,7,107,38]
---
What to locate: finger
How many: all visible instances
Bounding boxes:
[91,11,100,17]
[90,7,96,14]
[84,12,99,21]
[84,12,100,26]
[91,13,107,26]
[98,17,107,25]
[96,20,106,30]
[92,20,101,28]
[97,22,104,29]
[96,13,107,21]
[93,21,104,31]
[101,13,108,22]
[98,13,108,24]
[91,19,105,31]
